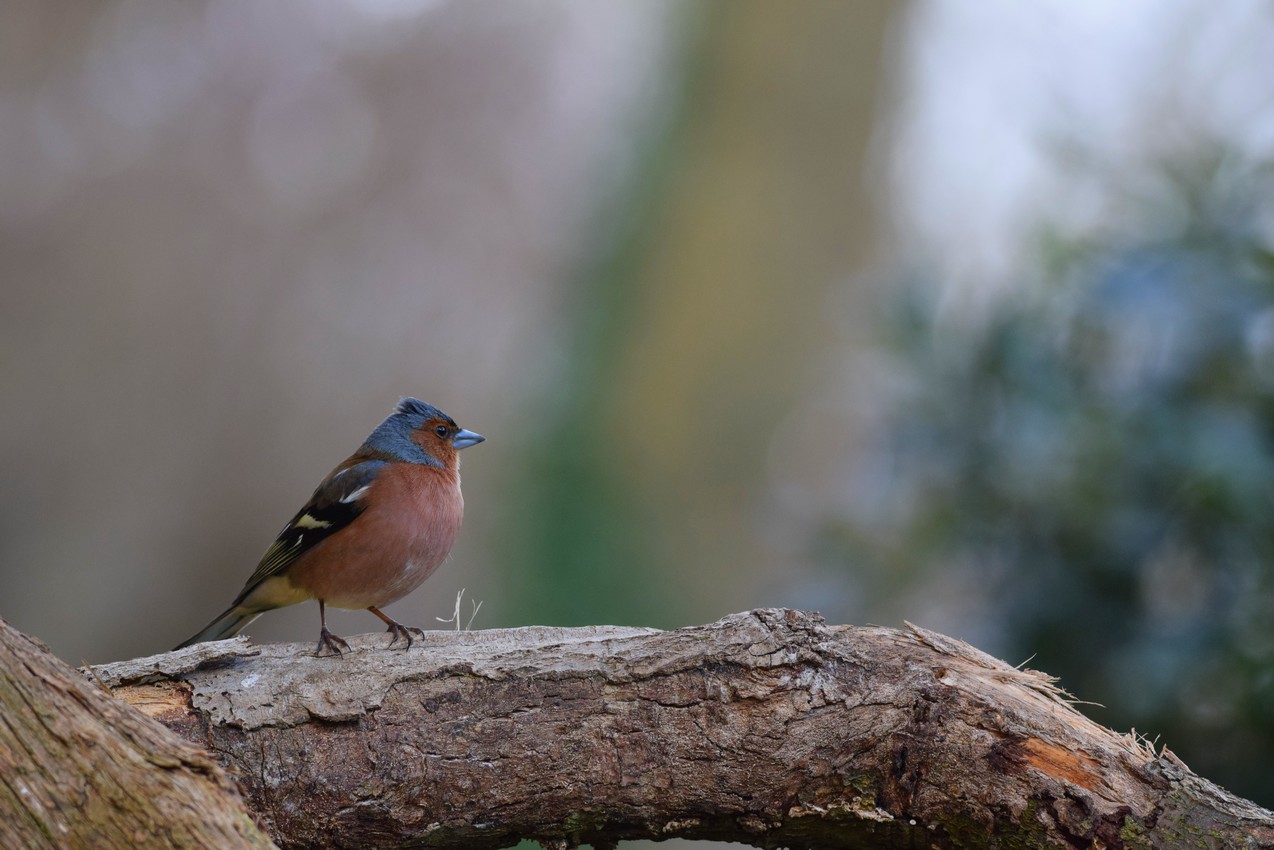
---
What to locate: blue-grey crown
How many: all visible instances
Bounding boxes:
[395,397,447,420]
[362,397,454,467]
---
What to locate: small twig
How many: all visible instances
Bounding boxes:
[1124,727,1162,760]
[436,588,483,631]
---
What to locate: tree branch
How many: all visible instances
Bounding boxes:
[81,608,1273,849]
[0,617,276,850]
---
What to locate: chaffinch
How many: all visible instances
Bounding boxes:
[175,398,485,655]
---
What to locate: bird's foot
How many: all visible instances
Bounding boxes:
[384,620,426,649]
[316,627,351,657]
[368,606,425,649]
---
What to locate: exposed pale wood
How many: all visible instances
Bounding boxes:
[0,618,276,850]
[83,609,1274,849]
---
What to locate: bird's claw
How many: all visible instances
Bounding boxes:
[316,627,351,657]
[384,621,426,649]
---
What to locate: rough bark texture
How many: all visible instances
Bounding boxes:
[83,608,1273,850]
[0,616,276,850]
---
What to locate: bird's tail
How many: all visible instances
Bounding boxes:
[173,605,262,650]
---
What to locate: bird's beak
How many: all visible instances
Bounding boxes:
[452,429,485,450]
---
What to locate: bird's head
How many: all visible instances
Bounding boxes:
[364,397,485,469]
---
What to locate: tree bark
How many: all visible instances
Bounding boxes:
[0,617,276,850]
[76,608,1273,849]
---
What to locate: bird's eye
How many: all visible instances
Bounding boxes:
[435,425,449,438]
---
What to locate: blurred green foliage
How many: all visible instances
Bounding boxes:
[836,148,1274,804]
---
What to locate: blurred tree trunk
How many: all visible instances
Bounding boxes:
[608,0,896,612]
[52,609,1274,850]
[512,0,898,628]
[0,617,275,850]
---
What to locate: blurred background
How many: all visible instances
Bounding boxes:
[3,0,1274,828]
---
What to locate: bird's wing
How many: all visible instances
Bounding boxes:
[234,459,387,600]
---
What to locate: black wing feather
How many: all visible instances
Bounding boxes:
[233,460,386,602]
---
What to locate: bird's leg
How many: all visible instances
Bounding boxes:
[315,600,351,656]
[368,606,425,649]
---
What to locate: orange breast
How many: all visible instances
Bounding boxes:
[288,464,464,609]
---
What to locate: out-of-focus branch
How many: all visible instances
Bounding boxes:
[0,617,275,850]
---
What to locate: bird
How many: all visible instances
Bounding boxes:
[174,397,485,656]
